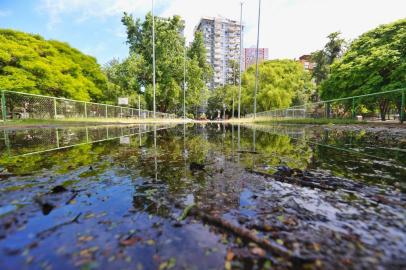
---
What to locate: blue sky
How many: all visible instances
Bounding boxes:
[0,0,155,64]
[1,0,405,65]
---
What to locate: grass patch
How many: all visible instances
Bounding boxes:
[0,117,187,127]
[253,118,366,125]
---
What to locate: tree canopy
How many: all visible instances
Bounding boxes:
[102,55,146,107]
[122,12,185,113]
[0,29,107,102]
[321,19,406,99]
[310,32,346,86]
[121,13,209,114]
[241,59,313,113]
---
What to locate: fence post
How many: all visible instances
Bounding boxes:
[138,96,141,119]
[1,91,6,122]
[352,98,356,119]
[53,98,57,119]
[105,104,108,118]
[84,102,87,118]
[401,90,405,123]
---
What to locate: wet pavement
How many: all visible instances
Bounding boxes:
[0,124,405,269]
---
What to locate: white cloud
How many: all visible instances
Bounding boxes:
[39,0,151,28]
[39,0,406,59]
[161,0,406,59]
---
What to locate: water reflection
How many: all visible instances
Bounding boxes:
[0,124,174,157]
[0,123,405,269]
[0,123,405,188]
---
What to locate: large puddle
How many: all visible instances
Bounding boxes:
[0,124,405,269]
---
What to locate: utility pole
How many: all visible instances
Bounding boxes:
[238,2,243,119]
[183,42,187,119]
[152,0,156,118]
[254,0,261,118]
[232,61,235,119]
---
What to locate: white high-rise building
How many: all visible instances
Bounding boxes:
[195,17,242,89]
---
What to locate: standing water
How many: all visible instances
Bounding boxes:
[0,124,405,269]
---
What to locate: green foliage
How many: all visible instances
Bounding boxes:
[0,29,107,102]
[102,55,146,107]
[121,13,209,114]
[241,60,313,113]
[311,32,346,87]
[310,50,329,85]
[122,12,185,112]
[324,32,347,65]
[188,31,213,83]
[322,19,406,98]
[185,57,209,115]
[321,19,406,119]
[207,85,235,119]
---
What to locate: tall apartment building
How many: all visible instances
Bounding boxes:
[243,48,269,70]
[195,17,242,89]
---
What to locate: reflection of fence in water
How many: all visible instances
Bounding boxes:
[245,124,402,163]
[2,125,173,157]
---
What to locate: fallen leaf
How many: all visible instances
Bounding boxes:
[78,235,94,243]
[79,246,99,258]
[251,247,266,257]
[120,236,142,246]
[225,261,232,270]
[226,250,234,261]
[146,239,156,246]
[159,257,176,270]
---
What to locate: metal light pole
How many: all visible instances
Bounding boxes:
[253,0,261,118]
[238,2,243,119]
[183,43,187,119]
[152,0,156,118]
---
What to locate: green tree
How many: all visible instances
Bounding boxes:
[321,19,406,120]
[310,50,328,85]
[186,58,209,117]
[324,32,346,65]
[228,59,240,86]
[102,55,146,107]
[122,12,185,113]
[206,85,239,119]
[241,60,313,113]
[0,29,107,102]
[311,32,346,86]
[188,31,212,83]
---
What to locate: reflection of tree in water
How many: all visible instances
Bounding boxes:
[0,142,117,175]
[231,128,313,172]
[132,181,172,218]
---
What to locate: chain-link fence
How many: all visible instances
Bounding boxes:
[0,90,176,122]
[246,88,406,123]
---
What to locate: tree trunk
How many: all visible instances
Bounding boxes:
[379,98,389,121]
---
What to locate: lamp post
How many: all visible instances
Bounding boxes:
[152,0,156,118]
[253,0,261,119]
[238,2,243,119]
